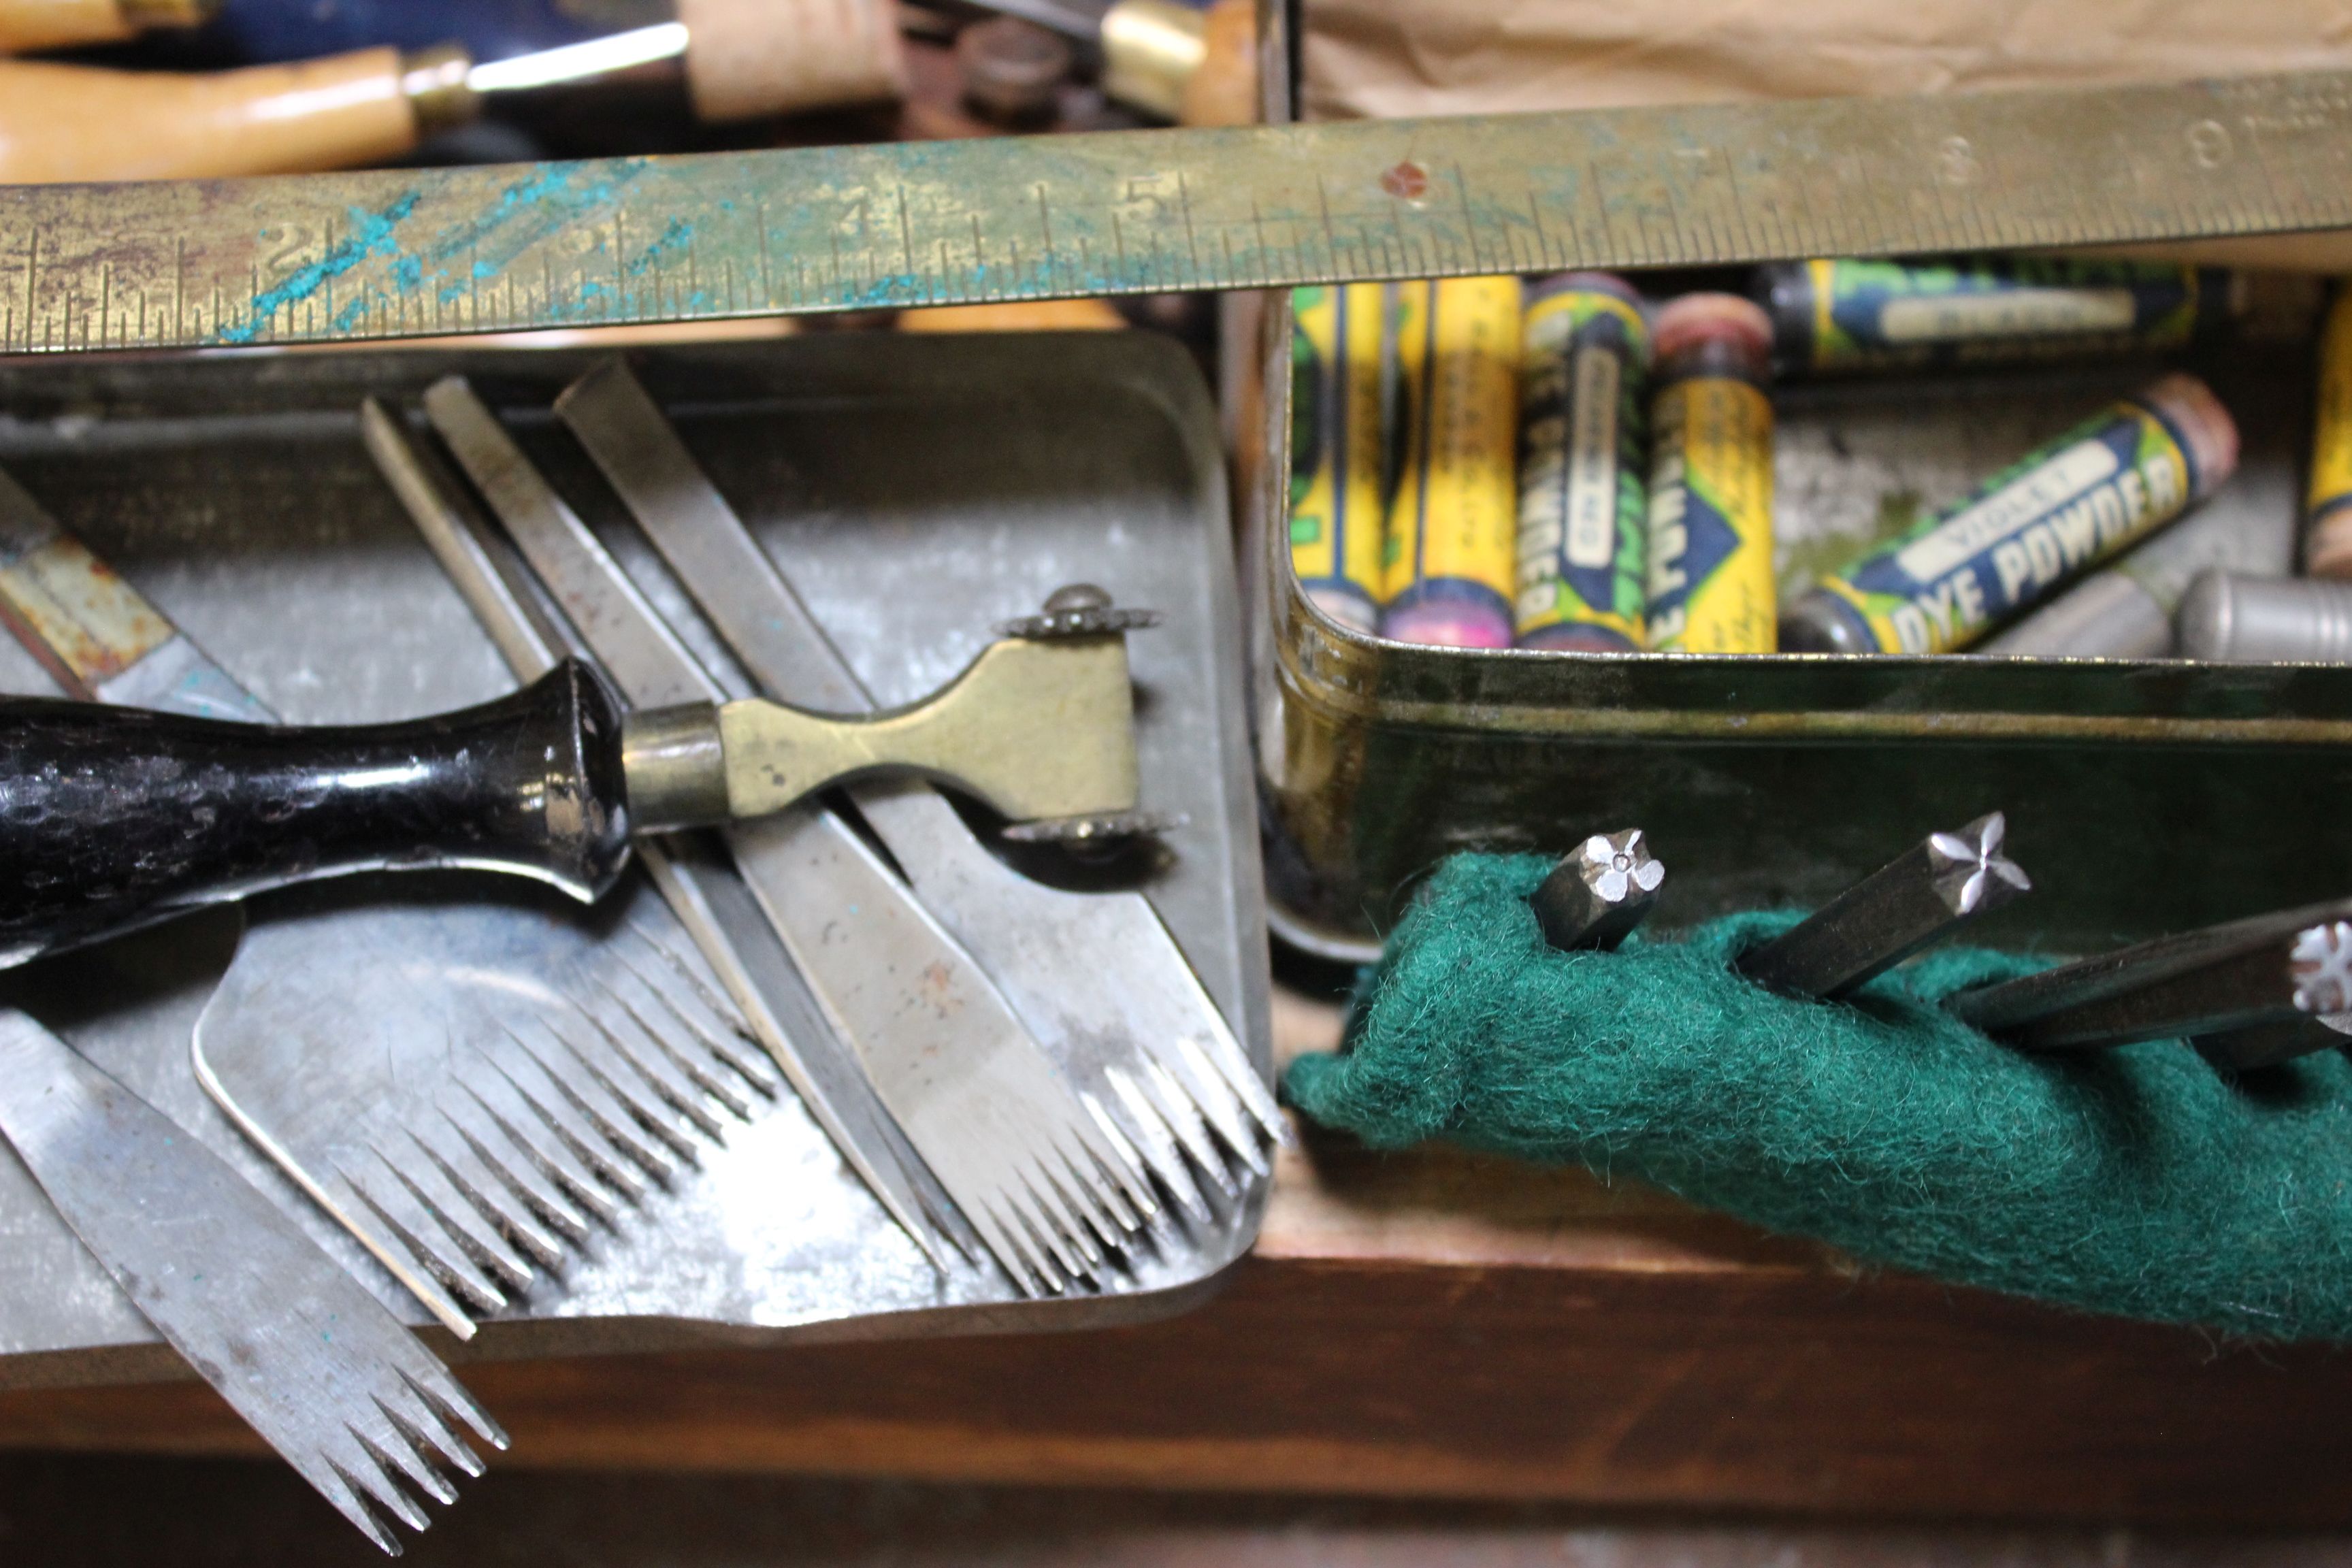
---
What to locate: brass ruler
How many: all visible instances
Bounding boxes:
[5,69,2352,355]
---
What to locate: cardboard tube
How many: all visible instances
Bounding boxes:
[0,49,421,182]
[679,0,906,121]
[0,0,211,55]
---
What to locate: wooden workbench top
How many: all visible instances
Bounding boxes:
[4,989,2348,1527]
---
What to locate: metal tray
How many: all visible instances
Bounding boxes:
[1243,310,2352,962]
[0,331,1269,1388]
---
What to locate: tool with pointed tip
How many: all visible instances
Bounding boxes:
[1948,902,2352,1053]
[1529,828,1664,953]
[0,550,1143,968]
[0,458,791,1333]
[550,358,1283,1218]
[358,395,968,1271]
[197,883,785,1328]
[0,1009,505,1553]
[416,374,1156,1294]
[1739,812,2031,1000]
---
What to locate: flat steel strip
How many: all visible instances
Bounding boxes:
[7,71,2352,353]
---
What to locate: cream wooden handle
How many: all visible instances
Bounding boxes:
[0,48,421,182]
[0,0,210,54]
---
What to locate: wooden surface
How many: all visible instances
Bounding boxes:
[5,989,2352,1527]
[13,1456,2352,1568]
[11,1458,2352,1568]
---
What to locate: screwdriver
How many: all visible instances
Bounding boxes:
[0,0,215,54]
[0,2,903,183]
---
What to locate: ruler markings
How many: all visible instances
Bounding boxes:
[8,76,2352,353]
[1033,185,1056,294]
[1448,163,1484,273]
[21,231,37,356]
[2243,114,2306,229]
[755,201,775,308]
[1314,175,1341,276]
[892,184,915,296]
[1177,172,1203,285]
[1521,191,1551,272]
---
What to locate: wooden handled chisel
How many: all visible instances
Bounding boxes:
[0,0,214,54]
[0,5,901,183]
[0,576,1143,966]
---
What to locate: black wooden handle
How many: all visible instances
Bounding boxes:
[0,659,634,966]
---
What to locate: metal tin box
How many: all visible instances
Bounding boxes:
[1244,308,2352,962]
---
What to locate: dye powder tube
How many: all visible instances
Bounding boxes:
[2305,289,2352,581]
[1379,275,1523,649]
[1642,294,1777,655]
[1514,272,1652,653]
[1757,257,2209,376]
[1288,283,1393,633]
[1782,374,2240,655]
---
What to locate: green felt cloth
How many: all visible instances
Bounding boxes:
[1283,853,2352,1340]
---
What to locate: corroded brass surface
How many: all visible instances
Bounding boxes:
[713,633,1140,826]
[9,71,2352,349]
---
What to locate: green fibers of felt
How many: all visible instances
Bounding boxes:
[1283,853,2352,1340]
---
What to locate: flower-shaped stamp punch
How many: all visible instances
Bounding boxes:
[1742,810,2032,1002]
[1927,811,2033,916]
[2291,920,2352,1017]
[1531,828,1666,953]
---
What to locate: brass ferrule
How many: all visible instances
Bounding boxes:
[1098,0,1205,122]
[399,44,481,138]
[621,703,731,833]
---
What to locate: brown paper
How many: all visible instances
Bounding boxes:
[1302,0,2352,268]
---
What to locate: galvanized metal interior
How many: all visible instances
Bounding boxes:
[0,330,1269,1386]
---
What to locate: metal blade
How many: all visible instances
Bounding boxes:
[552,358,1284,1203]
[367,395,968,1267]
[0,1009,503,1553]
[0,448,779,1335]
[423,375,1151,1292]
[193,872,761,1323]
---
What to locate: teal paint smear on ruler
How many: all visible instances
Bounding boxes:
[227,191,420,343]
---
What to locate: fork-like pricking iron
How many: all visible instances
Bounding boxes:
[196,885,779,1320]
[418,377,1156,1292]
[359,396,971,1271]
[0,1009,505,1553]
[553,358,1285,1219]
[0,456,779,1333]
